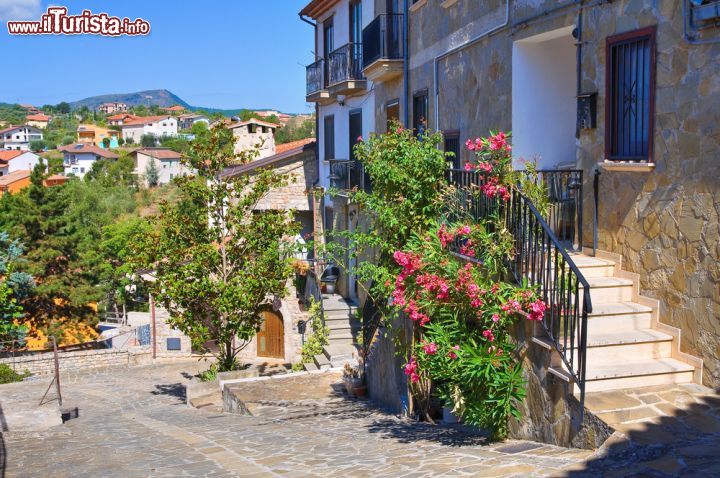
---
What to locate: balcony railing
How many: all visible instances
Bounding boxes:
[328,159,370,194]
[328,43,364,85]
[306,59,325,95]
[363,13,404,69]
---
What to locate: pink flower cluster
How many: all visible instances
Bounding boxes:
[488,132,510,152]
[404,357,420,383]
[437,224,455,248]
[483,329,495,342]
[447,344,460,359]
[422,342,438,355]
[405,299,430,326]
[501,299,523,314]
[479,177,511,201]
[416,273,450,301]
[465,137,484,151]
[528,299,547,321]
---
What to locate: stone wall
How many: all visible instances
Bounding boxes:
[235,283,308,364]
[254,152,318,211]
[1,348,140,376]
[407,0,720,387]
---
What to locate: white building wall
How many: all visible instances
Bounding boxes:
[135,152,192,187]
[512,27,577,169]
[145,117,178,138]
[7,152,40,173]
[63,153,99,178]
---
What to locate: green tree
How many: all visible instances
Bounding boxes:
[145,158,159,187]
[130,125,299,371]
[190,121,208,136]
[28,139,46,152]
[125,136,135,145]
[102,137,111,149]
[61,135,74,146]
[56,102,70,114]
[140,134,156,147]
[0,233,34,345]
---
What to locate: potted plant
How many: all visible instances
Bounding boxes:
[342,361,365,397]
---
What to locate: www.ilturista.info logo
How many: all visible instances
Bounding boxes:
[7,7,150,36]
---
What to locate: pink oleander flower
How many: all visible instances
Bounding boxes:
[528,299,547,321]
[457,225,472,236]
[447,344,460,359]
[465,139,476,151]
[483,329,495,342]
[410,372,420,383]
[423,342,438,355]
[488,345,504,356]
[393,251,421,274]
[466,283,480,298]
[471,299,483,308]
[492,314,500,323]
[464,162,473,171]
[404,358,417,376]
[437,224,455,248]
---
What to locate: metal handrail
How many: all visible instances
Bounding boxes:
[446,168,591,413]
[306,59,325,95]
[362,13,405,68]
[328,43,364,85]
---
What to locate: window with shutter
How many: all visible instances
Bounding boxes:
[605,27,656,162]
[323,115,335,161]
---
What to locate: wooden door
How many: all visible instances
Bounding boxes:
[257,310,284,359]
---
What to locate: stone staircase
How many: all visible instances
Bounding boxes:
[304,294,360,371]
[557,250,703,394]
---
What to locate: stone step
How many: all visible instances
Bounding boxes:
[567,254,616,277]
[322,343,357,362]
[328,329,359,342]
[581,277,634,303]
[325,321,361,332]
[583,358,694,393]
[303,362,319,372]
[321,295,358,313]
[313,353,331,370]
[584,329,674,362]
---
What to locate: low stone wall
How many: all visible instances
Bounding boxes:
[0,347,193,376]
[1,348,135,376]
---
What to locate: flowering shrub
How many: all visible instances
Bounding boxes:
[393,221,547,439]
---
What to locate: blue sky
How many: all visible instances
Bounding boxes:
[0,0,314,113]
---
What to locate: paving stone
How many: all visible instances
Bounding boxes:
[596,406,661,425]
[584,391,644,411]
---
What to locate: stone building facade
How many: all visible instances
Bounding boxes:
[379,0,720,388]
[223,139,319,364]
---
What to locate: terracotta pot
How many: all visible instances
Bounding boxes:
[353,385,367,398]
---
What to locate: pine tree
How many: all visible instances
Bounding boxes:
[145,158,160,187]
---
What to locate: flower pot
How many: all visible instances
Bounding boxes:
[353,385,367,398]
[344,377,362,396]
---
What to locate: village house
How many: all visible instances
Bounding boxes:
[18,104,40,115]
[97,102,129,114]
[0,125,43,151]
[25,113,51,129]
[160,105,186,114]
[222,138,318,363]
[300,0,718,446]
[0,149,40,176]
[177,113,210,131]
[0,170,32,196]
[107,113,139,126]
[77,124,120,148]
[59,143,119,178]
[120,115,178,144]
[130,147,193,187]
[228,118,279,158]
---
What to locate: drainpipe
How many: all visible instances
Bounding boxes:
[403,0,410,128]
[150,294,157,359]
[433,0,511,132]
[300,13,320,189]
[575,7,583,139]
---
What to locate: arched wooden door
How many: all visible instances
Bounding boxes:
[257,309,284,359]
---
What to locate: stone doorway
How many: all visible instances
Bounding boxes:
[512,26,577,169]
[257,309,284,359]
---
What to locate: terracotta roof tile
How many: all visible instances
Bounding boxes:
[122,115,174,126]
[0,150,25,162]
[275,138,316,155]
[26,113,50,121]
[0,170,31,186]
[58,143,120,158]
[134,148,182,160]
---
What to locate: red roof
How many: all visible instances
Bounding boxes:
[122,115,174,126]
[107,113,139,121]
[134,148,182,160]
[275,138,316,155]
[26,113,50,121]
[0,150,25,163]
[58,143,119,158]
[0,170,31,187]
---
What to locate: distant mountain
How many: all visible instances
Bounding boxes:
[69,89,189,110]
[67,89,276,117]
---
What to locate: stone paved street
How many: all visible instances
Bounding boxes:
[0,361,718,477]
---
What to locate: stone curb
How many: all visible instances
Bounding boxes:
[219,367,343,390]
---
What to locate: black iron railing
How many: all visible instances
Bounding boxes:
[446,168,591,413]
[306,59,325,95]
[329,43,364,85]
[363,13,404,68]
[328,159,370,194]
[538,170,583,250]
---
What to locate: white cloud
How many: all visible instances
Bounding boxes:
[0,0,42,21]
